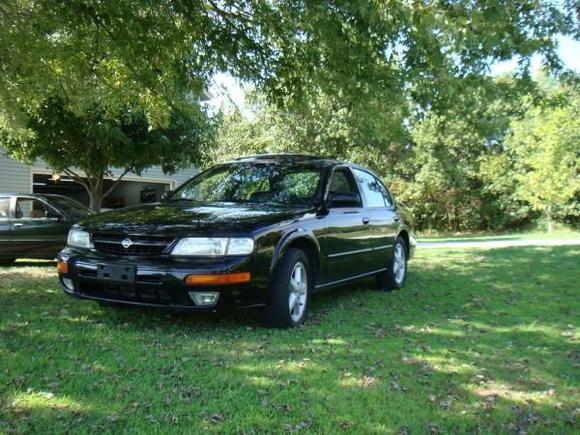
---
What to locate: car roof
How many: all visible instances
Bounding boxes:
[227,154,343,167]
[0,193,71,200]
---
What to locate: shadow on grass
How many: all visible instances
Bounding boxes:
[1,246,578,433]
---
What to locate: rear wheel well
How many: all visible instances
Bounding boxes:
[285,238,319,283]
[398,230,410,253]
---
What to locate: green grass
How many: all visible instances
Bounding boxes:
[418,229,580,243]
[1,247,579,433]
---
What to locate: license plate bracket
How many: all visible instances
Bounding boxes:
[97,264,136,283]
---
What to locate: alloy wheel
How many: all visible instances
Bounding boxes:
[288,261,308,322]
[393,243,406,285]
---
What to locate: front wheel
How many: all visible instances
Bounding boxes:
[263,248,311,328]
[376,237,408,291]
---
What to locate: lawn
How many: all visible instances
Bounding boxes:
[1,246,578,434]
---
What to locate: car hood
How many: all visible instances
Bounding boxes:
[80,201,312,235]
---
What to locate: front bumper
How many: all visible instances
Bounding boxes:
[57,248,269,310]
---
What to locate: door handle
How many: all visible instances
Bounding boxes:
[362,217,370,225]
[13,222,24,227]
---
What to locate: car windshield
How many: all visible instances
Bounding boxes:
[49,196,93,220]
[169,163,323,207]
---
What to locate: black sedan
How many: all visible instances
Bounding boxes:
[0,193,92,264]
[58,155,415,328]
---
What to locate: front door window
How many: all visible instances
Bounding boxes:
[15,198,60,220]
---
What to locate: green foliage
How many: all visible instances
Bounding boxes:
[0,0,272,127]
[1,1,576,134]
[208,90,408,175]
[212,75,579,232]
[502,86,579,231]
[261,0,577,129]
[0,0,230,210]
[0,1,577,215]
[3,98,210,173]
[0,98,214,211]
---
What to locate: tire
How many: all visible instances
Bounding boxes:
[0,258,16,266]
[263,248,312,328]
[376,236,408,291]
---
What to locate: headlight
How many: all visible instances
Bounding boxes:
[171,237,254,256]
[67,229,92,249]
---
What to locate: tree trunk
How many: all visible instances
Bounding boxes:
[545,205,553,234]
[64,167,131,213]
[88,181,104,213]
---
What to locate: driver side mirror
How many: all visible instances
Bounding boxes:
[328,192,361,208]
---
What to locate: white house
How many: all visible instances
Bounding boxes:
[0,147,198,209]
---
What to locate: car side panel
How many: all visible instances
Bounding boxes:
[11,197,70,259]
[365,207,399,270]
[11,218,70,258]
[0,196,15,259]
[316,207,377,284]
[0,222,13,259]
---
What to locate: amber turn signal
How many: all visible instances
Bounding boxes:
[184,272,251,285]
[57,261,69,274]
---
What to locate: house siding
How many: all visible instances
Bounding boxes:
[0,153,31,193]
[0,148,199,193]
[31,160,199,188]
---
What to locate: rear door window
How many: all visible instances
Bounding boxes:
[353,169,388,208]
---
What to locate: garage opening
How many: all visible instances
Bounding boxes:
[32,173,172,210]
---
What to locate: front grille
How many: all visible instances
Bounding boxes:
[79,282,192,306]
[92,233,175,256]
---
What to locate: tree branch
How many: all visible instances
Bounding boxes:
[91,14,101,74]
[63,168,89,191]
[206,0,251,21]
[102,168,131,198]
[206,0,253,38]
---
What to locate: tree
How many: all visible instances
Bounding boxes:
[212,73,580,233]
[211,80,525,232]
[505,87,580,232]
[0,1,577,215]
[255,0,578,141]
[1,99,213,211]
[209,90,408,169]
[1,1,576,131]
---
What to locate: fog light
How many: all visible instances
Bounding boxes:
[189,291,220,306]
[61,277,74,291]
